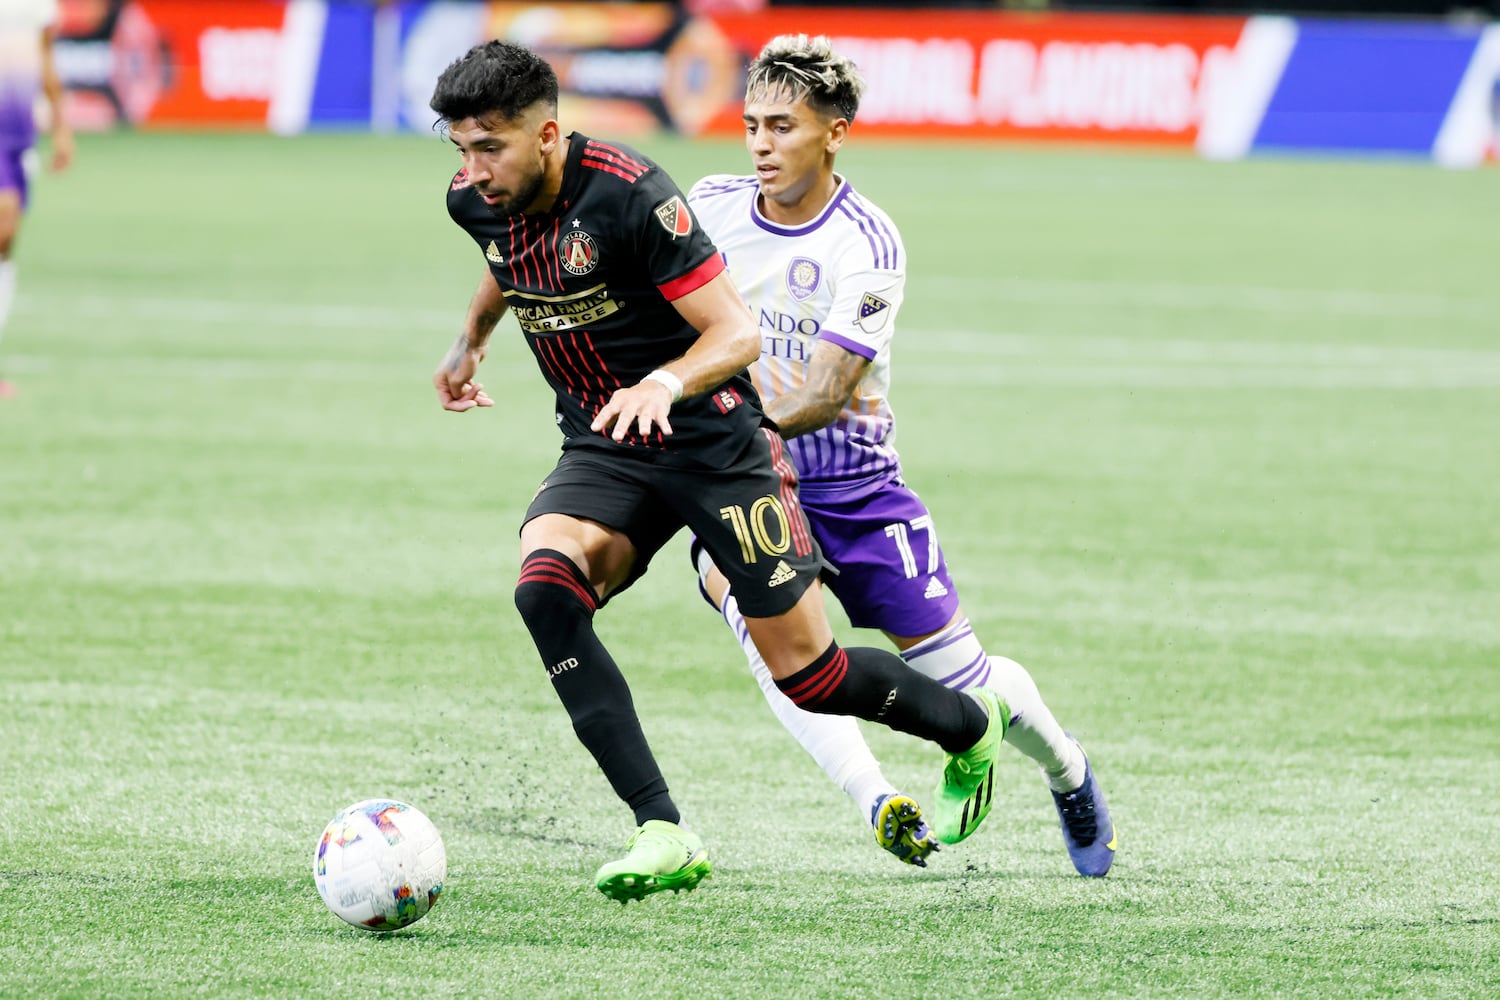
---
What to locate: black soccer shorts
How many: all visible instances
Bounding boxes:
[522,428,824,617]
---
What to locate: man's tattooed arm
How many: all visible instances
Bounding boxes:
[763,339,869,439]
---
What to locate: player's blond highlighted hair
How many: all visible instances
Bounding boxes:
[746,34,864,123]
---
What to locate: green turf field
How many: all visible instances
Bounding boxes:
[2,131,1497,998]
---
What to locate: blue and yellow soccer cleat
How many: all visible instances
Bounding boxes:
[595,820,711,903]
[931,688,1009,845]
[871,793,940,867]
[1051,738,1116,876]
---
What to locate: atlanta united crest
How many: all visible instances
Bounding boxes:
[786,257,821,301]
[560,230,598,275]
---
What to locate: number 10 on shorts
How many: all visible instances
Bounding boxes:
[720,497,793,563]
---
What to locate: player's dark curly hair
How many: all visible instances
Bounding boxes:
[430,40,559,129]
[746,34,864,123]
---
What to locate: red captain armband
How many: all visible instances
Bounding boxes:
[657,254,726,301]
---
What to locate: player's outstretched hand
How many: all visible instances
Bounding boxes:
[592,380,674,441]
[434,339,494,412]
[434,370,494,412]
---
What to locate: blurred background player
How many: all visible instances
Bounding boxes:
[688,34,1115,875]
[428,40,1010,903]
[0,0,73,399]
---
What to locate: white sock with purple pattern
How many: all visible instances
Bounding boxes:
[902,619,1085,792]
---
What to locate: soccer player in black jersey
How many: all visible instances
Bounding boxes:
[429,41,1011,903]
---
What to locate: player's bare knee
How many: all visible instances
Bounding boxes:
[747,581,835,672]
[743,613,836,680]
[520,515,635,596]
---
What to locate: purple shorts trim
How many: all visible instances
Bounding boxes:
[804,473,961,636]
[0,147,28,209]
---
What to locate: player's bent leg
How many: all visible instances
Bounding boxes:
[742,586,1008,843]
[513,523,681,829]
[733,592,893,806]
[595,819,712,904]
[742,585,987,753]
[696,542,933,863]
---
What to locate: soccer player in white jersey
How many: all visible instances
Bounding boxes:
[0,0,73,399]
[688,34,1115,875]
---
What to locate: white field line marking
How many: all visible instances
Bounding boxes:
[926,329,1500,369]
[9,292,1500,388]
[2,355,404,380]
[15,293,455,330]
[899,363,1500,389]
[19,274,1500,328]
[915,275,1497,321]
[9,343,1500,389]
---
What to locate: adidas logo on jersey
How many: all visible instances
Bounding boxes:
[923,578,949,599]
[768,560,797,587]
[485,241,504,264]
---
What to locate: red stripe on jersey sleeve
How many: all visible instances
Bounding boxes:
[585,141,648,175]
[581,158,643,184]
[657,253,726,301]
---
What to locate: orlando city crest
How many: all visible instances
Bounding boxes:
[786,257,821,301]
[561,230,598,275]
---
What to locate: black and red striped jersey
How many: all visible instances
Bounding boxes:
[447,132,765,469]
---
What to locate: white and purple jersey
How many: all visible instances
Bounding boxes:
[0,0,57,150]
[691,172,962,636]
[689,172,905,497]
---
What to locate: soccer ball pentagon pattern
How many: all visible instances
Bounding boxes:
[313,799,446,931]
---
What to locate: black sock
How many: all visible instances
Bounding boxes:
[514,549,678,826]
[775,642,988,754]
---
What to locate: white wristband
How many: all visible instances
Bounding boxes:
[643,369,684,403]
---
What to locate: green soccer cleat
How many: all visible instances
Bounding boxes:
[931,688,1009,845]
[595,819,711,904]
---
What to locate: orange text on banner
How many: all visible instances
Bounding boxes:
[699,8,1250,144]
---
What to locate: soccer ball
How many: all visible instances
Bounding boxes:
[313,799,446,932]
